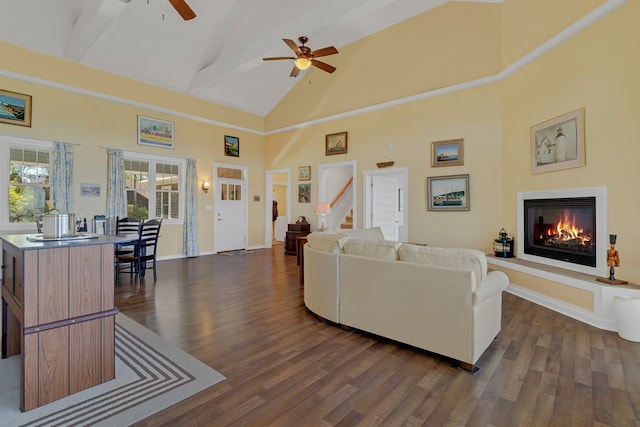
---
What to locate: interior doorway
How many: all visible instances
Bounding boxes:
[264,169,291,249]
[363,167,408,242]
[213,163,248,252]
[318,161,357,231]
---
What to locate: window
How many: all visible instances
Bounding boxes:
[9,147,50,222]
[1,136,52,229]
[123,152,184,223]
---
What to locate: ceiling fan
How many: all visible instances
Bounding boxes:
[168,0,196,20]
[263,36,339,77]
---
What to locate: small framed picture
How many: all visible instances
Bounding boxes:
[298,183,310,203]
[0,88,32,127]
[531,108,585,174]
[427,174,470,211]
[224,135,240,157]
[326,131,348,155]
[298,166,311,181]
[138,115,174,149]
[431,138,464,167]
[80,183,101,197]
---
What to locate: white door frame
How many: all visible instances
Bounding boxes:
[213,162,249,253]
[318,160,358,230]
[363,167,409,242]
[264,168,291,248]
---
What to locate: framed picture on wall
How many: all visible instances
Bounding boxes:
[137,115,174,149]
[427,174,470,211]
[0,88,32,127]
[325,131,348,155]
[298,166,310,181]
[531,108,585,174]
[224,135,240,157]
[298,183,310,203]
[431,138,464,167]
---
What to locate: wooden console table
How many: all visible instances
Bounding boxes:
[1,234,126,411]
[285,223,310,255]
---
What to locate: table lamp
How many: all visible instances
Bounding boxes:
[314,202,331,232]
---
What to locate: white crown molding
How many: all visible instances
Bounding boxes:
[0,0,626,137]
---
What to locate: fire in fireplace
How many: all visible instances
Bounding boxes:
[523,197,596,268]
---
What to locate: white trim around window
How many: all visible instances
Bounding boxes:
[0,134,53,232]
[122,150,186,225]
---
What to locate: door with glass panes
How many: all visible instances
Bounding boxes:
[213,165,247,252]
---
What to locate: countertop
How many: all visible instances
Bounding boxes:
[0,233,129,250]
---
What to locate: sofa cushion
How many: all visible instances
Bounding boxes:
[306,232,349,254]
[363,227,385,240]
[397,245,487,282]
[343,239,401,260]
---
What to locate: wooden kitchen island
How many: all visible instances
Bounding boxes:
[1,233,126,411]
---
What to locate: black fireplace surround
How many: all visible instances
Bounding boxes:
[523,197,597,268]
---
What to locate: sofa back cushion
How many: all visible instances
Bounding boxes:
[343,239,401,260]
[397,244,487,282]
[306,232,349,254]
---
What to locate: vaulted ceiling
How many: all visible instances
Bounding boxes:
[0,0,502,117]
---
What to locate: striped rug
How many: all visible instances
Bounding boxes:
[0,314,225,426]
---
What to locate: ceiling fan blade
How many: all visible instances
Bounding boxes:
[289,65,300,78]
[283,39,303,55]
[263,57,296,61]
[311,46,339,58]
[311,60,336,74]
[168,0,196,20]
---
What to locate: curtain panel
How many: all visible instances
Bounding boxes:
[106,148,127,221]
[51,142,74,213]
[183,158,200,257]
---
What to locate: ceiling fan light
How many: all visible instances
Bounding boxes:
[294,58,312,70]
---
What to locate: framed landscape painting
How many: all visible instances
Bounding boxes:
[431,138,464,167]
[0,88,32,127]
[298,166,310,181]
[531,108,585,174]
[427,174,470,211]
[138,115,174,149]
[224,135,240,157]
[326,131,347,155]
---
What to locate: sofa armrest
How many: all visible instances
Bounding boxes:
[472,270,509,306]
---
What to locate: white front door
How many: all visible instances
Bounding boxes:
[371,174,400,241]
[214,168,247,252]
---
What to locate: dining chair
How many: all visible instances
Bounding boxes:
[114,216,142,282]
[133,218,163,282]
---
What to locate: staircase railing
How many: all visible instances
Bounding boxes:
[329,177,353,208]
[327,177,353,230]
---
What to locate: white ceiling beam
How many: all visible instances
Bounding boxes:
[65,0,129,62]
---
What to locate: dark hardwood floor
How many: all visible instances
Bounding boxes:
[115,248,640,426]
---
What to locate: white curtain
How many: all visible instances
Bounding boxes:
[106,148,127,220]
[51,142,74,213]
[183,158,200,257]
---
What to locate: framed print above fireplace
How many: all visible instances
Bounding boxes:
[531,108,585,174]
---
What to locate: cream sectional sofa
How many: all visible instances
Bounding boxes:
[303,230,509,372]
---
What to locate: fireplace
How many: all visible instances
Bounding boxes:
[523,197,596,267]
[517,187,607,276]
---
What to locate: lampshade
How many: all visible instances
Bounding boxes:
[314,202,331,215]
[294,57,312,70]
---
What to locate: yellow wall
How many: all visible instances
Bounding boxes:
[501,0,640,284]
[266,2,502,130]
[1,0,638,302]
[0,43,267,255]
